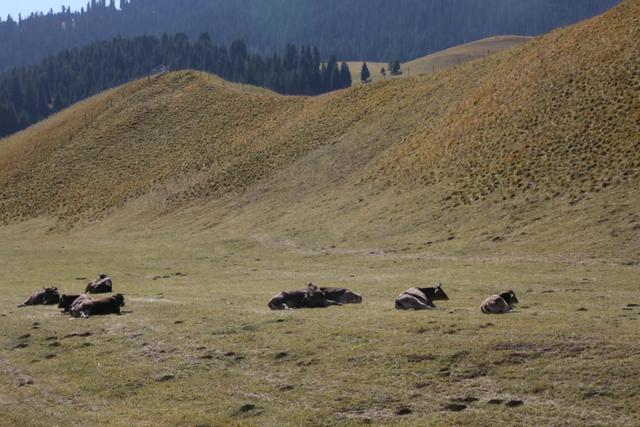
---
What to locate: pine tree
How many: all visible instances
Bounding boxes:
[339,62,351,89]
[360,62,370,83]
[389,60,401,76]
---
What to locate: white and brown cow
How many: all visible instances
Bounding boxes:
[85,274,113,294]
[395,283,449,310]
[480,290,519,314]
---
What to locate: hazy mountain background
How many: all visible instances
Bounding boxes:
[0,0,621,72]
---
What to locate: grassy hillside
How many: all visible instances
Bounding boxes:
[0,0,638,260]
[347,35,531,84]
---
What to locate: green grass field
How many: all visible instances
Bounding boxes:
[1,224,639,426]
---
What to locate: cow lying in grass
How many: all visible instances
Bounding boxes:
[58,294,82,313]
[17,287,61,307]
[85,273,113,294]
[395,283,449,310]
[305,286,362,304]
[480,290,519,314]
[269,283,341,310]
[70,294,125,318]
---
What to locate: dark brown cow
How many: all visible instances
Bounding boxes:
[85,274,113,294]
[58,294,82,313]
[480,290,519,314]
[71,294,125,318]
[395,283,449,310]
[268,283,341,310]
[317,287,363,304]
[17,287,60,307]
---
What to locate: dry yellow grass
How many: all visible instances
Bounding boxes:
[347,35,531,84]
[0,223,639,426]
[0,1,637,259]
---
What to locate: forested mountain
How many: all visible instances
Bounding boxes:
[0,0,621,71]
[0,35,351,138]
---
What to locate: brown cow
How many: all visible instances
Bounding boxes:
[480,290,519,314]
[395,283,449,310]
[58,294,83,313]
[269,283,341,310]
[17,287,61,307]
[85,274,113,294]
[71,294,125,318]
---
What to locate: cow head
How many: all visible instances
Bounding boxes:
[268,292,288,310]
[500,290,518,306]
[111,294,125,307]
[434,283,449,300]
[42,287,61,304]
[58,294,80,309]
[420,283,449,301]
[99,273,108,279]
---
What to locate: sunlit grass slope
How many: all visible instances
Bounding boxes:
[347,35,531,84]
[0,1,638,259]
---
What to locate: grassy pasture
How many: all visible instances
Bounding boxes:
[1,225,638,426]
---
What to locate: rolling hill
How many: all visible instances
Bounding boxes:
[347,35,531,84]
[0,0,638,259]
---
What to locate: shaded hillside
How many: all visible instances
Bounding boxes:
[0,0,638,258]
[0,36,350,138]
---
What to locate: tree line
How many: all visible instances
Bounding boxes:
[0,0,621,71]
[0,34,352,138]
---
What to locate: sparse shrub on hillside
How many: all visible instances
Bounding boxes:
[360,62,371,83]
[389,60,402,76]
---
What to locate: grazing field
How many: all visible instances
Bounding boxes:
[1,224,639,426]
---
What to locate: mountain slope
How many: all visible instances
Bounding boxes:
[0,0,638,259]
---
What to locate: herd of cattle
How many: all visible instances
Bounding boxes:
[268,282,519,313]
[17,274,125,318]
[17,275,519,317]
